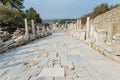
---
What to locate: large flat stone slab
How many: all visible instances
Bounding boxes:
[39,68,64,77]
[37,77,53,80]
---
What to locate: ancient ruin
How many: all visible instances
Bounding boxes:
[0,1,120,80]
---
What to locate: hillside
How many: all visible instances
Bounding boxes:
[90,6,120,35]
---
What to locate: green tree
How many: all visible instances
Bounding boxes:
[91,3,109,18]
[25,7,42,26]
[59,19,76,24]
[0,6,24,26]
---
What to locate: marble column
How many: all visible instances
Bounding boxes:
[106,22,114,44]
[86,17,90,40]
[31,20,35,36]
[25,18,29,35]
[79,20,81,30]
[77,19,79,30]
[75,22,77,30]
[25,18,29,39]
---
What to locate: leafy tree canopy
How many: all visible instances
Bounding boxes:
[0,6,23,27]
[25,7,42,26]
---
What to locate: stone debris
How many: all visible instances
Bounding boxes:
[0,31,11,41]
[39,68,64,77]
[12,28,25,39]
[0,19,52,54]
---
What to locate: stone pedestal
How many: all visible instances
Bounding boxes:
[95,30,107,46]
[106,22,114,44]
[80,30,86,41]
[90,25,95,39]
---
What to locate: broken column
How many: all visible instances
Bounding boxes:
[106,22,114,44]
[30,20,36,40]
[37,25,40,37]
[25,18,29,40]
[75,22,77,30]
[86,17,90,40]
[73,22,77,37]
[90,25,95,40]
[65,22,67,32]
[31,20,35,36]
[76,19,81,39]
[80,30,86,41]
[79,20,81,30]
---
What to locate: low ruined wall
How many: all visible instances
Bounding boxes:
[0,32,52,54]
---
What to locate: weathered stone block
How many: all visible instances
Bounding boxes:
[39,68,64,77]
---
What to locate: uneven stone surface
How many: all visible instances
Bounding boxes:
[0,33,120,80]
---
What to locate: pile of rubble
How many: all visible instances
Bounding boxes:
[0,31,11,41]
[12,28,25,39]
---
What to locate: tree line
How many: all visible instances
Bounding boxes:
[59,19,77,24]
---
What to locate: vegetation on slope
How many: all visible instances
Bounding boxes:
[80,3,120,25]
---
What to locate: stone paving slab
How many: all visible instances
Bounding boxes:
[0,33,120,80]
[39,68,64,77]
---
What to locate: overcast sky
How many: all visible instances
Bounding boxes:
[24,0,120,19]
